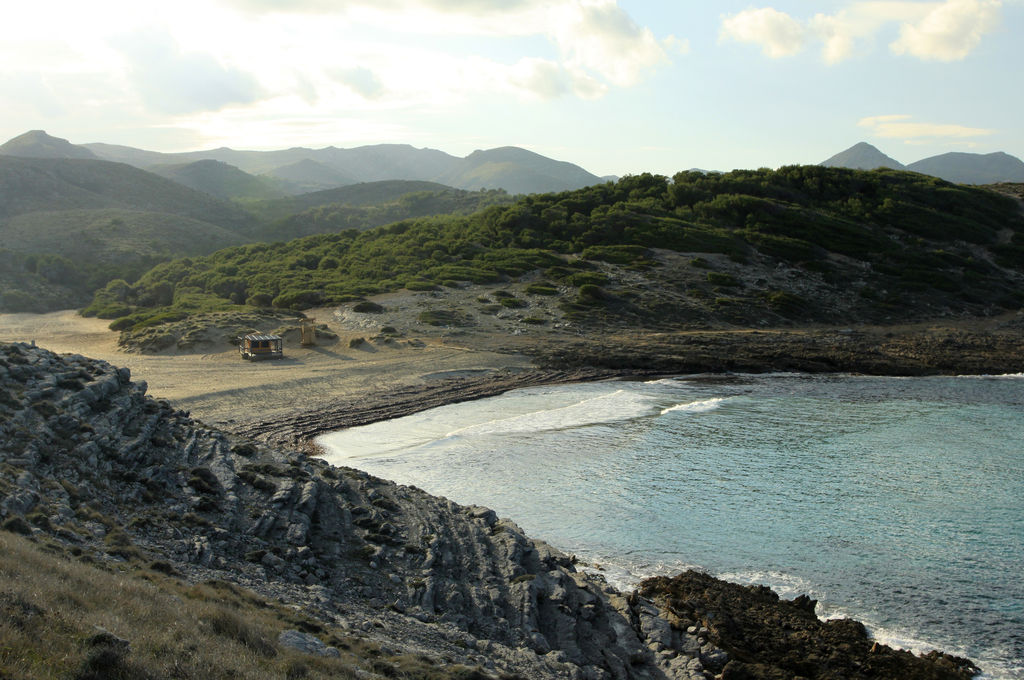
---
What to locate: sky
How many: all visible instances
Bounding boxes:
[1,0,1022,177]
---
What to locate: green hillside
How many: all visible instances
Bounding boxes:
[2,209,245,262]
[148,159,290,201]
[436,146,603,194]
[0,210,246,312]
[907,152,1024,185]
[0,129,98,160]
[263,158,356,194]
[0,156,259,312]
[0,156,254,230]
[86,166,1024,331]
[250,180,460,222]
[248,183,515,241]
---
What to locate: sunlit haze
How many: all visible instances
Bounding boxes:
[2,0,1021,176]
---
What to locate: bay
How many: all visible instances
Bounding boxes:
[317,373,1024,679]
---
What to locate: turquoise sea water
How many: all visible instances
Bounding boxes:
[317,374,1024,679]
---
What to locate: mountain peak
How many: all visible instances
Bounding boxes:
[820,142,905,170]
[907,151,1024,184]
[0,130,98,160]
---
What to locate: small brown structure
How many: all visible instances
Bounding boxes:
[239,333,283,360]
[300,318,316,346]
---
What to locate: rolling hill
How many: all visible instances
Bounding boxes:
[250,182,516,241]
[906,152,1024,185]
[251,179,484,222]
[0,156,253,229]
[86,166,1024,337]
[1,209,245,264]
[820,142,905,170]
[821,142,1024,184]
[148,159,290,201]
[3,130,608,196]
[78,135,603,195]
[263,158,357,193]
[0,155,257,312]
[0,129,98,160]
[437,146,604,194]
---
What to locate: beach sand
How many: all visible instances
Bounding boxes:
[0,308,540,431]
[4,307,1022,446]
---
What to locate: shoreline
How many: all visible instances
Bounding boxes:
[222,365,649,446]
[3,311,1013,678]
[310,371,1017,679]
[3,309,1022,447]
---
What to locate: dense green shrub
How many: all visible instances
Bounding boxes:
[82,164,1024,329]
[706,272,740,287]
[567,272,609,287]
[404,280,439,291]
[525,282,559,295]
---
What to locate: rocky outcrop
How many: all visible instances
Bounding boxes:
[639,572,979,680]
[0,343,699,679]
[0,342,981,680]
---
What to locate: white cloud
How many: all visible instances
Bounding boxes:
[858,114,995,138]
[221,0,534,14]
[548,1,669,87]
[110,28,265,115]
[219,0,671,92]
[0,0,677,151]
[722,1,1002,63]
[330,67,386,100]
[506,59,573,99]
[890,0,1001,61]
[720,8,806,58]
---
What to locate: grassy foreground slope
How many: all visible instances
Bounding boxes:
[86,166,1024,332]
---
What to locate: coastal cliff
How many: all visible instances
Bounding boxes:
[0,342,979,680]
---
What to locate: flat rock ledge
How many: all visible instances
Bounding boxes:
[0,342,979,680]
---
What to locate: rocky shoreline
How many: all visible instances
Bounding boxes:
[223,323,1024,449]
[0,341,991,679]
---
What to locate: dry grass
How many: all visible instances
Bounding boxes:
[0,532,359,679]
[0,530,519,679]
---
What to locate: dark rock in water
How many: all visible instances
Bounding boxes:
[639,571,980,680]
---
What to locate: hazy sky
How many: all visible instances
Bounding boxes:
[2,0,1021,177]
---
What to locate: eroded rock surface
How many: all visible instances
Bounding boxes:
[0,343,688,679]
[0,342,981,680]
[639,571,979,680]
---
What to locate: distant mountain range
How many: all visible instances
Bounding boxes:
[0,130,604,196]
[820,142,1024,184]
[0,135,520,312]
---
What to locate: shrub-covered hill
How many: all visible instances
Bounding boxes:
[0,156,260,312]
[85,166,1024,332]
[0,156,253,229]
[148,159,291,201]
[247,184,516,242]
[0,209,248,313]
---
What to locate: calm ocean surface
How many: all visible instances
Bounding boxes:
[317,374,1024,679]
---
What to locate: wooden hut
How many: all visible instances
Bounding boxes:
[239,333,283,360]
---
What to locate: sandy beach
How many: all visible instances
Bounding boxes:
[0,308,541,429]
[3,306,1022,446]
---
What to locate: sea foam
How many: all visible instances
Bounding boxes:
[444,389,656,438]
[660,397,728,415]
